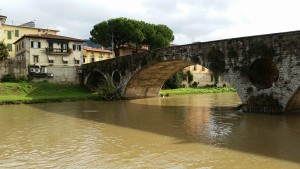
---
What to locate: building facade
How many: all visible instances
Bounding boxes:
[0,15,58,58]
[82,47,113,63]
[14,34,84,83]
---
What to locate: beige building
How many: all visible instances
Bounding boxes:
[118,44,149,56]
[14,34,84,83]
[0,15,58,58]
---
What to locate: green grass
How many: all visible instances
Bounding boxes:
[160,87,235,96]
[0,82,98,104]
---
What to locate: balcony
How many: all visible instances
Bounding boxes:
[45,47,72,55]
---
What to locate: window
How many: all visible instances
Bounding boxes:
[21,41,24,49]
[77,45,81,51]
[33,55,39,63]
[31,41,41,48]
[15,30,19,37]
[40,67,47,73]
[73,45,82,51]
[49,60,54,64]
[202,66,205,71]
[7,44,12,51]
[194,65,197,71]
[108,54,111,59]
[83,57,86,63]
[100,54,103,59]
[63,60,68,64]
[75,60,80,64]
[62,43,67,49]
[16,44,18,52]
[7,31,12,39]
[91,57,95,62]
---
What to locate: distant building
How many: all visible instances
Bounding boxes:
[14,34,84,83]
[82,47,113,63]
[119,44,149,56]
[0,15,59,58]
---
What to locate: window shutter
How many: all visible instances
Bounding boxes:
[31,41,33,48]
[7,31,11,39]
[15,30,19,37]
[78,45,81,51]
[38,42,41,48]
[73,45,76,51]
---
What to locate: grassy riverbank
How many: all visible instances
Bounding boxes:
[160,87,235,96]
[0,82,98,104]
[0,82,236,104]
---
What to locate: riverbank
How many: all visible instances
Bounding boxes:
[0,82,98,104]
[160,87,235,96]
[0,82,235,104]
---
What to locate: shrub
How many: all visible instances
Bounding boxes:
[187,70,194,84]
[97,81,122,101]
[163,70,184,89]
[1,73,16,82]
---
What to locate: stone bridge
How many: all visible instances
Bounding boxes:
[81,30,300,113]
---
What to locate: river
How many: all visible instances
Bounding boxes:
[0,93,300,168]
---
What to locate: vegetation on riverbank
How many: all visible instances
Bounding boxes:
[0,82,98,104]
[160,87,235,96]
[0,82,235,104]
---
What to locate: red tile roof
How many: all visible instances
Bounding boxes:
[83,47,112,53]
[14,34,85,44]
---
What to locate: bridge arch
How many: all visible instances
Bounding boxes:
[85,71,107,91]
[124,60,193,98]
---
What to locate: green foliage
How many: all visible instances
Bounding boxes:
[1,73,16,82]
[0,41,9,60]
[0,82,97,104]
[90,17,174,57]
[207,47,225,84]
[97,81,122,101]
[1,73,29,82]
[160,87,235,96]
[163,71,184,89]
[187,70,194,84]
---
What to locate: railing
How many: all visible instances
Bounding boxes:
[45,47,71,55]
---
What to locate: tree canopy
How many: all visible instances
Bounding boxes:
[90,18,174,57]
[0,41,9,60]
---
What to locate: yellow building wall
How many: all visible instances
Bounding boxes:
[83,49,112,63]
[1,24,58,57]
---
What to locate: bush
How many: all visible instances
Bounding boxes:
[1,73,29,82]
[163,70,184,89]
[187,70,194,84]
[1,73,16,82]
[97,81,122,101]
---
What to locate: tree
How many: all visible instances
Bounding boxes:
[163,70,184,89]
[0,41,9,60]
[90,18,174,57]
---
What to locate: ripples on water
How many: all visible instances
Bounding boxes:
[0,93,300,168]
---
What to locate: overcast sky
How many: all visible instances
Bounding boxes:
[2,0,300,45]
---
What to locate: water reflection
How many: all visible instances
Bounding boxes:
[0,93,300,168]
